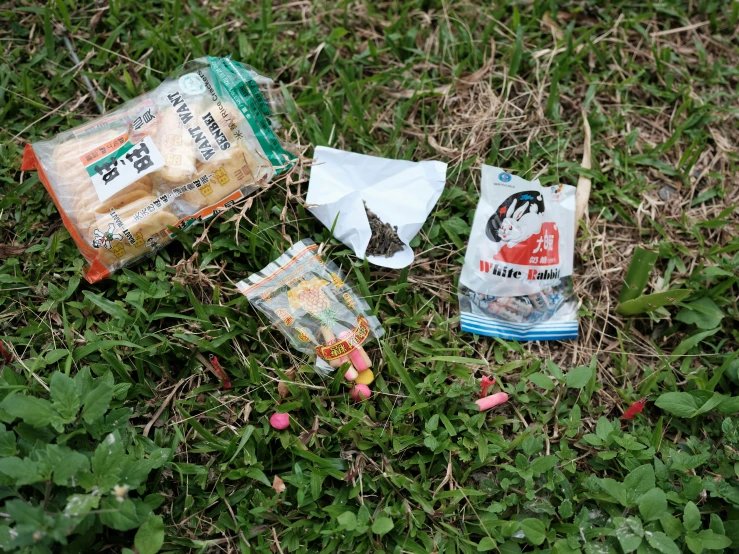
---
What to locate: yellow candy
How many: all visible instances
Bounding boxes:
[354,368,374,385]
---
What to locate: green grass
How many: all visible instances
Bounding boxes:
[1,1,739,553]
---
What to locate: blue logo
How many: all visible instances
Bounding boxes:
[499,172,512,182]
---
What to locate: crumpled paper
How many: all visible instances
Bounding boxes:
[307,146,447,269]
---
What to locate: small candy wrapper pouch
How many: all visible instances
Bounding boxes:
[458,165,578,341]
[238,240,384,376]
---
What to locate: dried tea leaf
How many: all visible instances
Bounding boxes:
[365,202,404,258]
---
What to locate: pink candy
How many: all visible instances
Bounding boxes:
[269,412,290,430]
[350,384,371,401]
[476,392,509,411]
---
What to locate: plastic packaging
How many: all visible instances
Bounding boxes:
[238,240,384,376]
[21,57,294,283]
[306,146,447,269]
[458,165,578,341]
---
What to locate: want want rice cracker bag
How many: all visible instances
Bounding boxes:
[21,57,294,283]
[458,165,578,341]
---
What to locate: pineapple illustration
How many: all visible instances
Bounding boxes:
[287,278,337,327]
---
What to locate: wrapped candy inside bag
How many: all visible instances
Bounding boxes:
[21,56,294,283]
[238,240,384,377]
[458,165,578,341]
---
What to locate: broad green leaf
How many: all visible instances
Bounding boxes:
[520,518,546,545]
[618,247,658,303]
[710,513,725,535]
[676,297,724,329]
[614,517,643,552]
[655,392,699,417]
[717,396,739,415]
[528,373,554,390]
[0,430,17,457]
[638,488,666,521]
[645,531,680,554]
[74,367,94,398]
[43,444,89,486]
[0,457,43,486]
[2,394,62,429]
[92,433,124,491]
[660,514,683,540]
[337,511,357,531]
[565,365,592,388]
[81,381,114,424]
[134,515,165,554]
[371,516,394,535]
[697,529,731,549]
[683,501,701,531]
[5,499,45,527]
[50,372,80,421]
[616,289,691,316]
[530,455,557,476]
[119,448,170,488]
[600,478,628,506]
[690,392,727,417]
[685,534,702,554]
[424,435,439,450]
[99,498,141,531]
[595,417,614,442]
[477,537,497,551]
[558,500,573,519]
[624,465,655,499]
[64,494,100,517]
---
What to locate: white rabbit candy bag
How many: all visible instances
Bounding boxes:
[458,165,578,341]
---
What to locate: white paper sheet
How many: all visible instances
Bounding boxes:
[307,146,447,269]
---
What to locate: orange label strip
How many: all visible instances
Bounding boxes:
[79,133,128,166]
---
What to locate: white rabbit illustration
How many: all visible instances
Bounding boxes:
[499,197,543,244]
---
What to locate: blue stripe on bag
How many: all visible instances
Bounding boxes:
[461,313,578,341]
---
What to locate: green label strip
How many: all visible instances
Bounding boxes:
[208,57,295,175]
[84,140,134,177]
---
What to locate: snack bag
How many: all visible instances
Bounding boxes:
[21,57,294,283]
[458,165,578,341]
[238,240,384,377]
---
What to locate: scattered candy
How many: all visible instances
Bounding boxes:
[621,395,649,420]
[480,375,496,398]
[344,366,359,381]
[269,412,290,430]
[354,368,375,386]
[208,354,232,389]
[350,384,371,401]
[476,392,509,411]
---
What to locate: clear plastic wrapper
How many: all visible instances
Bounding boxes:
[21,57,294,283]
[238,240,384,376]
[458,166,578,341]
